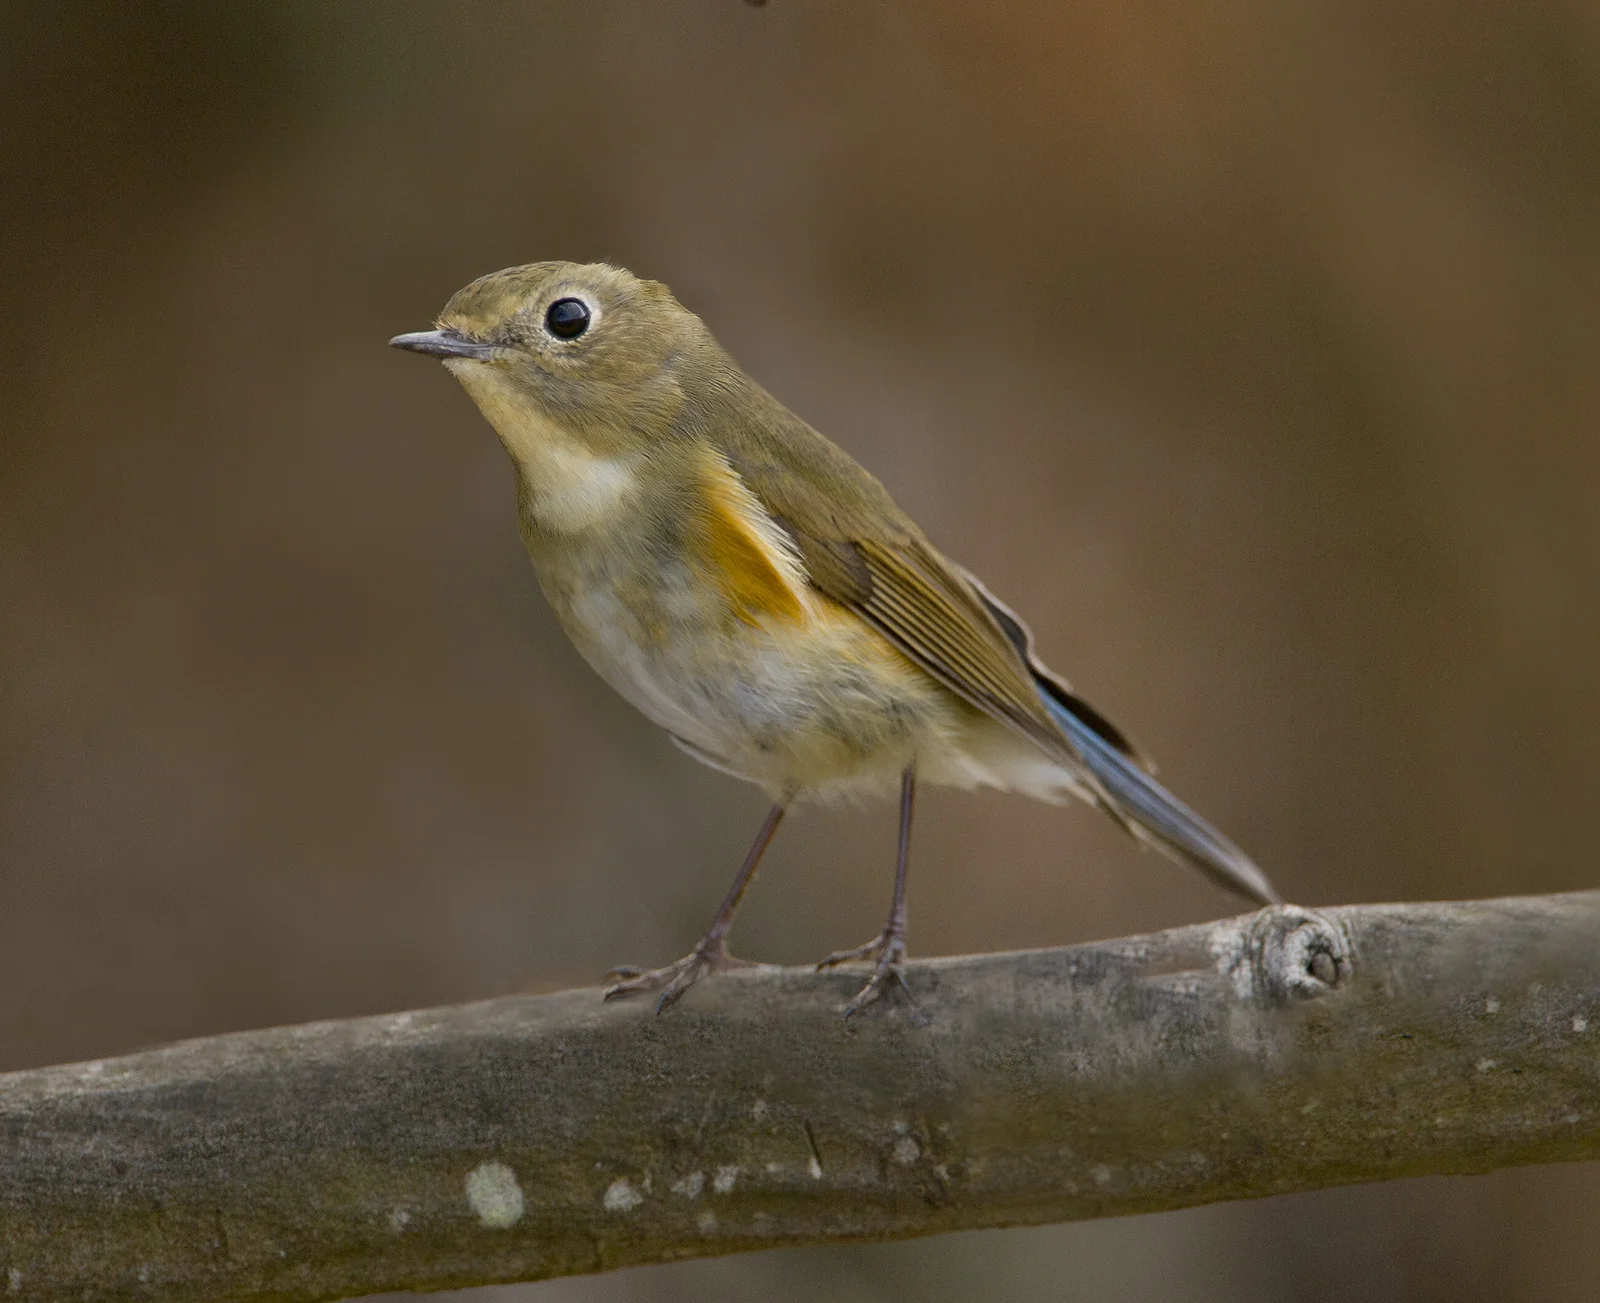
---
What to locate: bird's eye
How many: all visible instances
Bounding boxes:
[545,297,591,340]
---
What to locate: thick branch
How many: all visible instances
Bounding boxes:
[1,893,1597,1301]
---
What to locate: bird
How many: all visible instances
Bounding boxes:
[391,261,1280,1016]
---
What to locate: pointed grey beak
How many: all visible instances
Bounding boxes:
[389,329,500,361]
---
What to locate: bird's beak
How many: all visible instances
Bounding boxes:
[388,329,500,361]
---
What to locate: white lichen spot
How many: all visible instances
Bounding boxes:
[1091,1164,1113,1187]
[696,1209,718,1233]
[934,1163,951,1182]
[1566,1112,1582,1125]
[137,1265,151,1285]
[1476,1058,1497,1073]
[1484,997,1500,1014]
[1300,1100,1319,1115]
[808,1155,823,1180]
[6,1268,20,1295]
[671,1171,705,1199]
[1574,1016,1589,1033]
[388,1207,411,1234]
[751,1099,768,1120]
[603,1178,643,1213]
[465,1160,526,1229]
[892,1136,921,1166]
[712,1164,741,1194]
[1206,916,1256,1000]
[891,1119,909,1134]
[764,1161,781,1175]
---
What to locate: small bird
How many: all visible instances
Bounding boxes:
[392,262,1279,1015]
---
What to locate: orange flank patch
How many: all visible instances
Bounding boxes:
[694,451,808,626]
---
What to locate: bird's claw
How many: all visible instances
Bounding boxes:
[603,943,753,1014]
[815,938,881,970]
[816,929,913,1018]
[845,961,912,1019]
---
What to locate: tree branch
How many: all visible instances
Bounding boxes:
[1,892,1597,1301]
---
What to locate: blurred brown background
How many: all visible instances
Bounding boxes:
[2,2,1597,1299]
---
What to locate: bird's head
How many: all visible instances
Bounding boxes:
[392,261,709,461]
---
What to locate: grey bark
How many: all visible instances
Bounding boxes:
[1,893,1597,1302]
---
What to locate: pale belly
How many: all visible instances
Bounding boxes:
[532,550,969,801]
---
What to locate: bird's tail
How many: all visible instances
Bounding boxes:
[1041,689,1281,907]
[952,564,1280,907]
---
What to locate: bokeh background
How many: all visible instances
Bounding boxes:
[3,2,1598,1299]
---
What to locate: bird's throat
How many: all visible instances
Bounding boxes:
[447,361,641,535]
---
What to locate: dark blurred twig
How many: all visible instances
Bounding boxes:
[0,892,1596,1302]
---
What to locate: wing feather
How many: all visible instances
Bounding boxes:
[707,380,1083,761]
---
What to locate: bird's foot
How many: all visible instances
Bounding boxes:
[815,928,912,1018]
[604,940,754,1014]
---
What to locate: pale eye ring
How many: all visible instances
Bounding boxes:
[545,297,591,340]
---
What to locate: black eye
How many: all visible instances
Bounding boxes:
[545,297,591,339]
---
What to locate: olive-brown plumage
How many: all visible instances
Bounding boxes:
[392,260,1279,1015]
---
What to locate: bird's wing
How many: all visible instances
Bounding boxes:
[714,397,1089,765]
[952,562,1148,767]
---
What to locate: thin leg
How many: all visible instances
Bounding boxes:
[816,764,916,1016]
[604,803,785,1014]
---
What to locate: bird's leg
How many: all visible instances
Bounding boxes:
[816,764,916,1016]
[605,803,785,1014]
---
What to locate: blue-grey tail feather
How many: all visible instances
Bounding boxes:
[1041,693,1281,906]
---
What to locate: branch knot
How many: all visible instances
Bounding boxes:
[1246,906,1352,1004]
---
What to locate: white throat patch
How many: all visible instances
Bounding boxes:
[446,361,639,533]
